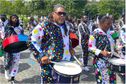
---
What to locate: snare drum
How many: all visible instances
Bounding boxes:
[109,58,125,73]
[53,61,82,83]
[2,34,28,53]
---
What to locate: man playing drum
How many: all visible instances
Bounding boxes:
[3,14,24,83]
[88,15,117,84]
[30,4,78,83]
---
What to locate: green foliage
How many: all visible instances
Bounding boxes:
[0,0,12,14]
[0,0,124,20]
[97,0,125,19]
[84,3,98,19]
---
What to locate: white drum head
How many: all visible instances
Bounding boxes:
[53,61,82,76]
[109,58,126,65]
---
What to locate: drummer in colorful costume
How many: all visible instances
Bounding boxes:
[3,14,24,83]
[30,4,77,83]
[88,15,116,84]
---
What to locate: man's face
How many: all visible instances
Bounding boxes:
[11,16,18,23]
[101,19,112,31]
[53,7,66,24]
[82,16,88,23]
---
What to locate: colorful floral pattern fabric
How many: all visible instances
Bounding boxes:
[88,28,116,84]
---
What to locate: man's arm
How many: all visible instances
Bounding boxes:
[31,24,44,54]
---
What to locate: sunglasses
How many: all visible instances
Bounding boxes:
[55,12,67,16]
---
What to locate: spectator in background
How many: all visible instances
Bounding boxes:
[66,15,75,33]
[37,16,43,24]
[78,15,90,71]
[0,14,8,27]
[27,16,37,33]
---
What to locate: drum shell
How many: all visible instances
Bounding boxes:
[109,58,125,73]
[110,64,125,73]
[53,61,82,83]
[2,34,28,53]
[53,70,80,83]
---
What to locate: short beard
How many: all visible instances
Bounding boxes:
[56,21,65,25]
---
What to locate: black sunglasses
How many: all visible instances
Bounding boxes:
[55,12,67,16]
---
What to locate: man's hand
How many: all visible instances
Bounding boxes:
[70,48,75,56]
[101,50,111,57]
[41,56,50,64]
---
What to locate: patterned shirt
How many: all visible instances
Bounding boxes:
[31,21,73,61]
[88,28,115,59]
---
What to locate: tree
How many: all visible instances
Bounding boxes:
[72,0,87,17]
[97,0,125,20]
[84,3,98,19]
[0,0,12,14]
[11,0,25,15]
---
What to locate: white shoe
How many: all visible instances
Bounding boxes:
[10,80,15,84]
[83,66,90,71]
[79,58,83,63]
[5,70,10,80]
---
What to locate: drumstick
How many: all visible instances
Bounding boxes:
[51,61,75,68]
[51,61,61,65]
[111,52,120,57]
[104,45,107,50]
[51,61,67,66]
[73,55,84,66]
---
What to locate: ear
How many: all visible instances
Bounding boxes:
[52,12,55,15]
[52,12,56,18]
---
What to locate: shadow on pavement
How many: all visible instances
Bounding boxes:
[18,75,41,83]
[80,65,96,82]
[19,63,31,73]
[20,52,30,59]
[0,65,4,74]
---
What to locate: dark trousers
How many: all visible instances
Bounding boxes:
[81,34,89,66]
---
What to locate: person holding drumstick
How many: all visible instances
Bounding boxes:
[3,14,24,83]
[30,4,78,83]
[88,15,117,84]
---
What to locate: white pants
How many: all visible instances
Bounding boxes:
[4,53,20,77]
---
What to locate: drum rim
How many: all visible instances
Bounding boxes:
[53,69,81,77]
[109,58,125,65]
[53,61,82,77]
[2,34,28,53]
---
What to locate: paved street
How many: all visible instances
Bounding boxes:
[0,45,125,84]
